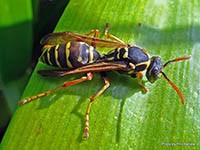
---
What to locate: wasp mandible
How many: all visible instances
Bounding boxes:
[19,23,191,139]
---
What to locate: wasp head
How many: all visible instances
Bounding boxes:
[146,56,162,83]
[145,55,191,104]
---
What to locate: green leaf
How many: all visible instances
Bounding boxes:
[1,0,200,149]
[0,0,32,80]
[0,0,33,129]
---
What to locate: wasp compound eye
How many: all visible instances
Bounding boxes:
[146,56,162,83]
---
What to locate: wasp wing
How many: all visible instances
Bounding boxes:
[38,61,130,77]
[40,32,127,48]
[40,32,80,45]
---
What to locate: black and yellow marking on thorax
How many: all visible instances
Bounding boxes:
[103,47,129,61]
[118,47,129,59]
[135,60,150,72]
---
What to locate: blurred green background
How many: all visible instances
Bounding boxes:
[0,0,69,141]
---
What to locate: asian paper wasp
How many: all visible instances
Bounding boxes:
[19,23,191,139]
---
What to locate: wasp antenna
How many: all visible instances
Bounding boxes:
[161,71,185,104]
[163,56,191,68]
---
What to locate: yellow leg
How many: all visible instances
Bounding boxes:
[85,29,99,38]
[104,23,126,45]
[84,74,110,139]
[136,72,148,93]
[18,72,93,105]
[84,29,99,47]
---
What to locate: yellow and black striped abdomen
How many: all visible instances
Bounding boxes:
[40,42,101,69]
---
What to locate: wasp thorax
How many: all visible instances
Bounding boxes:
[146,56,162,83]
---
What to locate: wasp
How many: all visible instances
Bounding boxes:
[18,23,191,139]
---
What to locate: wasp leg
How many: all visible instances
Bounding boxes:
[136,72,148,93]
[84,29,99,47]
[85,29,99,47]
[84,73,110,139]
[85,29,99,38]
[18,72,93,105]
[104,23,126,45]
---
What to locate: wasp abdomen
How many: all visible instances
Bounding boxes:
[40,42,101,69]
